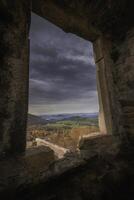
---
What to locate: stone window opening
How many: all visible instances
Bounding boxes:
[26,13,103,160]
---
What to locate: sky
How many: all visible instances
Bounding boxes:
[28,13,99,115]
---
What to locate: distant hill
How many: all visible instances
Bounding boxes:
[41,113,98,122]
[28,114,45,125]
[28,113,98,125]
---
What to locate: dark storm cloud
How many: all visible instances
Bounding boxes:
[29,13,98,114]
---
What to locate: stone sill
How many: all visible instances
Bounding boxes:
[0,134,120,194]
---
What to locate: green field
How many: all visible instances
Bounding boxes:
[45,117,98,129]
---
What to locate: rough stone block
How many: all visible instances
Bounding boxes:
[79,134,120,159]
[23,146,55,173]
[0,146,55,193]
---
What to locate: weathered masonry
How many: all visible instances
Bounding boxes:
[0,1,134,199]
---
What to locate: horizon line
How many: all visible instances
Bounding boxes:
[29,112,99,116]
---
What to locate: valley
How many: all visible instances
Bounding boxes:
[27,113,99,151]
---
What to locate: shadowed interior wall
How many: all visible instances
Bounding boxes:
[112,28,134,140]
[0,0,31,156]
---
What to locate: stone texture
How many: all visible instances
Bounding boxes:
[0,134,121,198]
[0,135,133,200]
[0,0,31,156]
[32,0,134,41]
[93,38,112,134]
[109,28,134,140]
[32,0,100,41]
[79,133,120,159]
[0,146,55,194]
[36,138,70,159]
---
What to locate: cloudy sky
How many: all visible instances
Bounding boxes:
[29,13,99,115]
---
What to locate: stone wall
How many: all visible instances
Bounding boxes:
[0,0,31,156]
[1,134,134,200]
[111,28,134,140]
[93,28,134,139]
[0,135,118,195]
[93,38,114,134]
[0,145,55,196]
